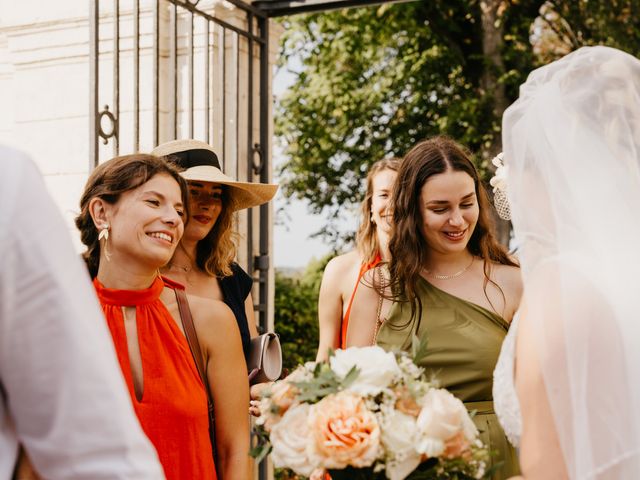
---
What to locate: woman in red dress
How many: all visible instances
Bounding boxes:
[316,158,400,360]
[75,154,250,480]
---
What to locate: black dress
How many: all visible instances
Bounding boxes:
[219,262,253,363]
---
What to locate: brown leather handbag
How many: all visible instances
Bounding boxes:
[174,288,216,458]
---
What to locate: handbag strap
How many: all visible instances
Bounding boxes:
[174,288,213,403]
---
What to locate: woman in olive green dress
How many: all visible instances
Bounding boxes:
[349,136,522,479]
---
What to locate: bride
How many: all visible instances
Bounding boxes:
[493,46,640,479]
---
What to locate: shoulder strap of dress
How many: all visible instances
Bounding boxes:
[174,288,213,401]
[341,253,384,347]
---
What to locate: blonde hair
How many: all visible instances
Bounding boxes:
[355,157,401,264]
[195,190,240,278]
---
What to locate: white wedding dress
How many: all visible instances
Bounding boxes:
[492,313,522,449]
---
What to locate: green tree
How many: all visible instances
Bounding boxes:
[276,0,539,243]
[274,255,332,371]
[276,0,640,245]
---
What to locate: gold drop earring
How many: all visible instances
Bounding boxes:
[99,224,111,261]
[98,224,109,241]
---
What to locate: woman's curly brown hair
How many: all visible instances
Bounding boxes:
[75,153,189,278]
[387,136,517,322]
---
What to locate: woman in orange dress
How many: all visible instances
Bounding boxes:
[316,158,400,360]
[75,154,250,480]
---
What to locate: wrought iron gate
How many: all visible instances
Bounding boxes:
[89,0,272,344]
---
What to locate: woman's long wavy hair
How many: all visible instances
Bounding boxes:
[355,158,401,264]
[194,189,239,278]
[388,136,517,321]
[75,154,189,278]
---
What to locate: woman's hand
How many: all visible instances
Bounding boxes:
[249,382,272,417]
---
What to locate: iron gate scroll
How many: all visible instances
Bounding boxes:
[89,0,272,343]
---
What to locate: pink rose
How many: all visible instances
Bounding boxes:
[307,391,381,469]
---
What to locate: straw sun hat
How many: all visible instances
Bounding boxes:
[151,139,278,211]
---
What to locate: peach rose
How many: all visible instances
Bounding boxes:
[270,379,298,413]
[394,386,422,417]
[307,391,381,469]
[309,469,326,480]
[442,431,472,460]
[256,366,312,430]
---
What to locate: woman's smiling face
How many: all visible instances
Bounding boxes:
[370,168,397,236]
[419,169,479,255]
[182,181,224,242]
[106,173,185,268]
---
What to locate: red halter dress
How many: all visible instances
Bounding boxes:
[93,276,216,480]
[339,253,382,348]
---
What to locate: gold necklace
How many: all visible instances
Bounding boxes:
[424,256,475,280]
[166,262,193,273]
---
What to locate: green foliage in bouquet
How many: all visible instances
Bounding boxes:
[292,361,359,403]
[328,455,484,479]
[327,451,500,480]
[252,343,494,480]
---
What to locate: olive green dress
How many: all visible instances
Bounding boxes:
[376,276,519,479]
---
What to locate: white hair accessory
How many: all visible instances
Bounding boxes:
[489,153,511,220]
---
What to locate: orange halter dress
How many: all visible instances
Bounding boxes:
[93,276,216,480]
[340,253,382,348]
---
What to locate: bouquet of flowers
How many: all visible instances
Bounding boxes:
[252,343,491,480]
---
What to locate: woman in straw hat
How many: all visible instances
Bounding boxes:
[152,140,278,369]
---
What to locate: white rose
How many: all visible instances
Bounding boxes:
[380,410,422,480]
[385,457,423,480]
[380,410,418,458]
[330,346,401,396]
[415,389,478,458]
[270,403,318,477]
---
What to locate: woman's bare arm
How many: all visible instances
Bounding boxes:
[316,252,360,360]
[244,293,259,337]
[513,303,568,480]
[346,268,385,348]
[192,297,251,480]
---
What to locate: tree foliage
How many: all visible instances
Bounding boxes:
[276,0,640,243]
[274,255,332,371]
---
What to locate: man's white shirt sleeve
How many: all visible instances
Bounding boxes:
[0,147,165,479]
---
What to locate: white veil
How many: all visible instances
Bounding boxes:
[503,46,640,479]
